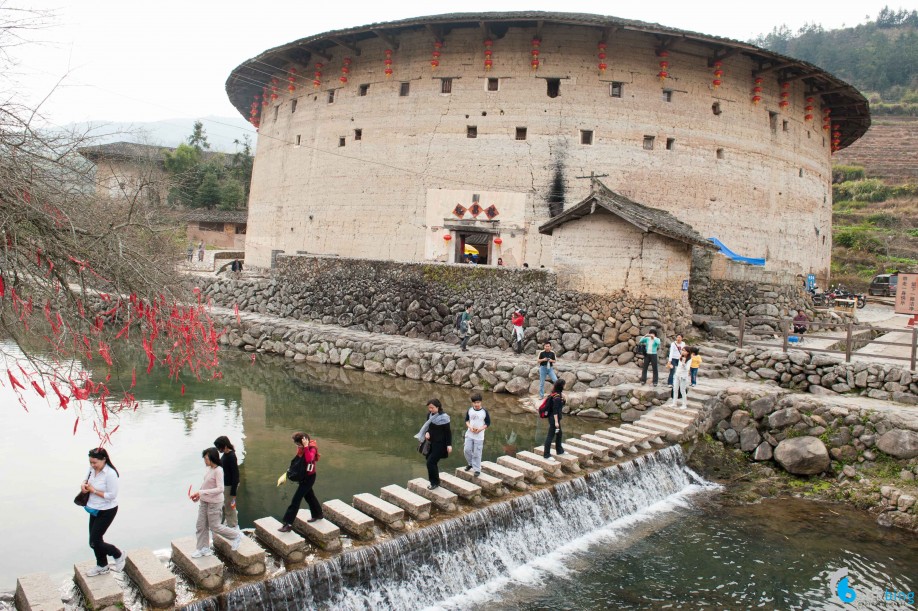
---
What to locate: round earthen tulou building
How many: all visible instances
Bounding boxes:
[226,12,868,304]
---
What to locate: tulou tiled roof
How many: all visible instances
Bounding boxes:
[538,180,716,249]
[185,209,248,224]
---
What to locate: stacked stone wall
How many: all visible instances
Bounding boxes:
[199,256,694,363]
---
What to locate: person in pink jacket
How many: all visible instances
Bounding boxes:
[189,447,244,558]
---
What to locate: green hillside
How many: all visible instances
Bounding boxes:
[752,6,918,114]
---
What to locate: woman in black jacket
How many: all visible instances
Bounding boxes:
[415,398,452,489]
[543,379,566,458]
[213,436,240,529]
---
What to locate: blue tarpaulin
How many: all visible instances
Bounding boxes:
[708,237,766,266]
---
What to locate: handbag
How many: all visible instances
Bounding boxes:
[74,470,91,507]
[417,439,431,457]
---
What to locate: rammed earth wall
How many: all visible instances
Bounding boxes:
[199,255,694,363]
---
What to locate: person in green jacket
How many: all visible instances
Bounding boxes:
[638,329,661,386]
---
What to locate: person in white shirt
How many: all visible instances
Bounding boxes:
[666,334,686,386]
[668,348,692,409]
[463,393,491,477]
[189,447,244,558]
[82,448,126,576]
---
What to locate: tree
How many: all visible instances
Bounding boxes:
[218,179,245,210]
[194,170,221,209]
[0,7,220,442]
[187,120,210,151]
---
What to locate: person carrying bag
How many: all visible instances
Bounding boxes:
[278,432,323,532]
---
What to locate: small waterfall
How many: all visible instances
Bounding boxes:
[185,446,707,611]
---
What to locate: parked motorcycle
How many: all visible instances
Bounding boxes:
[807,285,833,308]
[827,285,867,309]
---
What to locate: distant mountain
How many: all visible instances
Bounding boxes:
[62,115,257,153]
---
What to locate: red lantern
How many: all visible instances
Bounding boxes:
[752,95,762,105]
[712,79,722,88]
[484,39,493,70]
[383,49,394,78]
[431,43,443,70]
[599,63,608,72]
[484,58,493,70]
[443,234,452,242]
[532,59,540,69]
[313,63,323,88]
[532,38,541,47]
[531,38,541,70]
[494,237,503,246]
[385,68,393,77]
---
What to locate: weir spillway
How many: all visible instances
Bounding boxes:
[183,445,708,611]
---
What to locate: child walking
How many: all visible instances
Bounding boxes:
[464,393,491,477]
[689,347,702,387]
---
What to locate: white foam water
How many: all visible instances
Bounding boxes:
[185,446,715,611]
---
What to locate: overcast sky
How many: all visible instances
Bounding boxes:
[4,0,902,128]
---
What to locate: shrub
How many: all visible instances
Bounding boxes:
[833,179,892,203]
[832,165,866,183]
[866,212,898,227]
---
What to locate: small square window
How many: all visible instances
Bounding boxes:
[358,84,369,96]
[467,126,478,139]
[338,137,345,147]
[807,130,811,139]
[769,112,778,132]
[291,99,297,113]
[487,78,499,92]
[580,130,593,145]
[610,82,623,98]
[327,90,335,104]
[666,138,675,151]
[440,78,453,94]
[547,78,560,98]
[516,127,527,141]
[712,101,722,115]
[783,120,789,132]
[273,106,279,122]
[295,135,301,146]
[354,129,362,141]
[643,135,655,150]
[799,168,804,177]
[716,148,724,159]
[399,82,410,96]
[662,90,673,102]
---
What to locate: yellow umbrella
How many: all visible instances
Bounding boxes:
[464,245,479,255]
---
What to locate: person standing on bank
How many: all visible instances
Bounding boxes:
[214,436,239,528]
[543,379,566,458]
[415,399,452,489]
[537,342,558,399]
[279,433,323,532]
[666,334,686,386]
[82,448,126,576]
[190,447,244,558]
[668,348,692,409]
[457,303,473,352]
[638,329,662,386]
[464,393,491,477]
[511,309,526,353]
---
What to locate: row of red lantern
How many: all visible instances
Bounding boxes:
[597,42,607,73]
[484,39,493,70]
[442,234,504,245]
[431,41,442,68]
[384,49,393,77]
[531,38,541,70]
[712,60,723,89]
[657,50,669,81]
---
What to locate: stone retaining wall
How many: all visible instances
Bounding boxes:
[218,313,677,419]
[702,386,918,531]
[724,346,918,402]
[199,255,693,364]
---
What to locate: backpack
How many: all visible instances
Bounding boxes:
[286,454,307,482]
[455,312,463,330]
[538,394,554,419]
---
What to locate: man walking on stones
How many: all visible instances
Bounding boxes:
[537,342,558,399]
[463,393,490,477]
[511,308,526,353]
[456,303,473,352]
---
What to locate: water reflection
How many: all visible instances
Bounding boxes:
[0,343,605,589]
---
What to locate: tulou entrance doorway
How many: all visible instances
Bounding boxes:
[456,232,492,265]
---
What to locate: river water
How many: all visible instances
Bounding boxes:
[1,342,916,610]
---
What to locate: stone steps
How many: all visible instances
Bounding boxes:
[514,450,564,477]
[554,443,595,467]
[592,429,648,449]
[254,517,308,564]
[323,499,376,540]
[618,424,665,445]
[480,460,528,490]
[124,548,177,608]
[582,432,635,454]
[438,472,485,504]
[171,537,224,591]
[380,484,433,520]
[294,511,342,551]
[15,573,64,611]
[408,477,459,512]
[354,493,407,530]
[541,447,582,471]
[74,561,123,611]
[454,467,506,497]
[496,455,546,484]
[565,437,616,460]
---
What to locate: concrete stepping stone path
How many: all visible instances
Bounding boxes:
[380,484,432,520]
[323,499,376,540]
[15,573,64,611]
[408,478,459,512]
[170,537,223,591]
[353,493,407,530]
[496,455,546,484]
[124,548,176,608]
[453,468,506,496]
[294,510,342,551]
[254,517,308,563]
[73,561,123,611]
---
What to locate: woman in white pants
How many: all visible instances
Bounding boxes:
[190,447,243,558]
[668,348,692,409]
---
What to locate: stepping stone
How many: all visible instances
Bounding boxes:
[294,510,342,551]
[481,460,528,490]
[380,484,432,520]
[353,493,406,530]
[74,561,123,611]
[454,468,506,496]
[496,455,546,484]
[438,472,484,504]
[620,424,665,444]
[638,417,687,437]
[124,548,176,608]
[15,573,63,611]
[582,433,635,454]
[537,447,581,472]
[655,408,698,423]
[566,438,616,460]
[554,443,594,466]
[644,410,694,428]
[254,517,307,563]
[597,429,651,449]
[323,499,376,540]
[170,537,223,590]
[514,451,563,477]
[213,531,266,576]
[408,478,458,512]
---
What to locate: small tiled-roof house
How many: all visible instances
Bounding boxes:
[185,210,248,250]
[539,180,716,298]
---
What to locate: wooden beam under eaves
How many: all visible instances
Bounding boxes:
[781,71,817,83]
[806,85,851,97]
[753,61,796,76]
[425,24,443,44]
[535,20,544,39]
[329,36,360,56]
[371,29,399,50]
[708,47,740,67]
[480,21,492,40]
[301,45,332,63]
